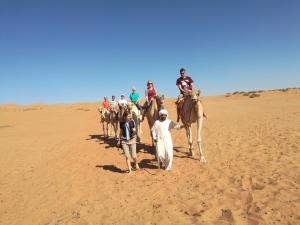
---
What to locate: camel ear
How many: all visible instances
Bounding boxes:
[161,94,165,99]
[197,89,201,96]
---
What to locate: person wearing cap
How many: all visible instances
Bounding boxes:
[119,111,140,174]
[141,80,157,121]
[118,94,128,108]
[102,96,110,110]
[129,87,142,111]
[151,109,185,170]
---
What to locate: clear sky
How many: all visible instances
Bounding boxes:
[1,0,300,104]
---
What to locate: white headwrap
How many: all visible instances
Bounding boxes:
[159,109,168,116]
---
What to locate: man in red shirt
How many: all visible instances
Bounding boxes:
[102,96,110,110]
[176,68,194,122]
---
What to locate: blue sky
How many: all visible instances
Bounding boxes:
[1,0,300,104]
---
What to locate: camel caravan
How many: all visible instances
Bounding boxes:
[98,68,206,172]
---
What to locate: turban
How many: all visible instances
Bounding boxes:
[159,109,168,116]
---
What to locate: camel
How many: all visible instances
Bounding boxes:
[127,102,142,142]
[109,106,119,140]
[177,89,207,163]
[98,107,110,139]
[145,95,165,145]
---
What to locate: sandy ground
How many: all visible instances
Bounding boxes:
[0,89,299,225]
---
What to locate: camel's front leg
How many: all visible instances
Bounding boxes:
[197,116,206,163]
[185,126,194,156]
[114,123,119,140]
[136,120,141,143]
[105,123,109,139]
[102,123,106,137]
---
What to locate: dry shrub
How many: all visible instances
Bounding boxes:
[249,93,260,98]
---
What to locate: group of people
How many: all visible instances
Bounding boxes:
[101,68,195,174]
[101,79,157,121]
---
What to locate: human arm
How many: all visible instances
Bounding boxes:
[169,121,185,130]
[145,89,149,102]
[151,121,158,142]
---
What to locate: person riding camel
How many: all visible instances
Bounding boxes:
[109,95,118,120]
[102,96,110,110]
[118,94,128,108]
[176,68,194,122]
[142,80,157,121]
[129,87,142,111]
[109,95,118,110]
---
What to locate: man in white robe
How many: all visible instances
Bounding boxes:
[151,109,184,170]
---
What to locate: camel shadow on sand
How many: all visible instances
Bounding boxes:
[173,146,199,161]
[87,134,156,154]
[88,134,158,173]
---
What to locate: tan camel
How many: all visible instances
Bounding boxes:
[145,95,165,145]
[127,102,142,142]
[109,105,119,140]
[177,90,207,163]
[98,107,110,138]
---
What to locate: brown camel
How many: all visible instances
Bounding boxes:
[177,90,207,163]
[98,107,110,139]
[145,95,165,145]
[109,105,119,140]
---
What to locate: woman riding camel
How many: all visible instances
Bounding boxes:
[142,80,157,121]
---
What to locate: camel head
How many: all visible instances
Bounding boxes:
[156,95,165,109]
[126,102,133,111]
[99,107,109,119]
[190,89,200,103]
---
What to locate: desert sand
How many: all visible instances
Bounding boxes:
[0,89,299,225]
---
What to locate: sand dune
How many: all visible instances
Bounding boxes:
[0,89,299,225]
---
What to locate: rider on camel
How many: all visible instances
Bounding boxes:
[176,68,195,122]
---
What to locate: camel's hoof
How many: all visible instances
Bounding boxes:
[188,151,194,157]
[200,156,207,163]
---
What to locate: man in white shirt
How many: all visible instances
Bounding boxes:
[118,94,128,108]
[151,109,184,170]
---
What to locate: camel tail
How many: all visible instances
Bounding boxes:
[203,112,208,119]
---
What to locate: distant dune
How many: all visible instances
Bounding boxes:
[0,88,299,225]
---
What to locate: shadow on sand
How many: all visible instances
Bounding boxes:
[96,165,125,173]
[173,147,199,161]
[87,134,156,154]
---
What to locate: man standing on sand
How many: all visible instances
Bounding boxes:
[119,112,140,174]
[152,109,185,170]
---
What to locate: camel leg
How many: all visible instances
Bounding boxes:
[197,116,206,163]
[136,119,141,142]
[102,123,105,138]
[106,123,109,139]
[185,126,194,156]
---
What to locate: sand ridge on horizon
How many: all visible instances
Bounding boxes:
[0,89,299,225]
